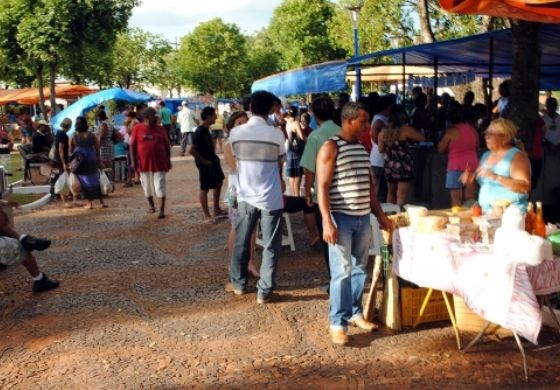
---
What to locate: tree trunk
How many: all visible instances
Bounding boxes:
[36,65,47,121]
[49,62,58,119]
[417,0,435,43]
[508,21,540,150]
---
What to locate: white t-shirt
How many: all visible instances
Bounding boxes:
[229,116,286,211]
[177,107,196,134]
[543,112,560,146]
[370,114,387,167]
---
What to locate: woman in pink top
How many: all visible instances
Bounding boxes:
[438,101,479,207]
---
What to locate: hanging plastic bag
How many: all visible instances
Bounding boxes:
[68,173,81,196]
[54,171,69,195]
[100,170,113,195]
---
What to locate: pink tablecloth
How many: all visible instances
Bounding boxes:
[392,227,560,344]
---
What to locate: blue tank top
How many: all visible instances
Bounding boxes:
[477,147,528,214]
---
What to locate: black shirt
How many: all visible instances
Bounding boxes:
[191,125,218,165]
[54,130,69,163]
[32,131,53,154]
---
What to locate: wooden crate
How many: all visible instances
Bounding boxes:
[453,295,512,337]
[401,287,453,327]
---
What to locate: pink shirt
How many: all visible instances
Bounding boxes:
[447,123,479,171]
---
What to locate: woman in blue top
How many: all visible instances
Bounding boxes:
[468,118,531,214]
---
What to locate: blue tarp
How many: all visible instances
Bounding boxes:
[251,24,560,96]
[347,24,560,90]
[51,88,153,132]
[251,61,348,97]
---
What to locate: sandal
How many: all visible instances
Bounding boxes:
[310,236,320,247]
[148,207,156,214]
[202,218,216,225]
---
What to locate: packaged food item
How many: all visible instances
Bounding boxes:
[416,215,448,233]
[407,206,428,229]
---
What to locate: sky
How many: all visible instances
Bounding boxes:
[129,0,284,45]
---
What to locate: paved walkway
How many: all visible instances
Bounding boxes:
[1,148,559,389]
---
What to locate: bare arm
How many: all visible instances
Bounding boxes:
[371,119,384,145]
[304,168,315,207]
[369,167,392,231]
[404,125,426,142]
[316,140,337,244]
[223,141,236,171]
[378,131,386,153]
[188,144,211,167]
[93,135,102,167]
[437,130,452,153]
[477,151,531,194]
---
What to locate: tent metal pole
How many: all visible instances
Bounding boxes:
[488,36,494,123]
[434,56,439,144]
[402,52,407,102]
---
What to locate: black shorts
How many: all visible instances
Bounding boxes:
[197,161,224,191]
[284,196,314,214]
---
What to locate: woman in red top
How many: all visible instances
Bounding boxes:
[130,107,171,219]
[438,101,479,207]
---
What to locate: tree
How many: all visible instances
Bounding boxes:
[178,18,248,97]
[266,0,346,69]
[242,31,283,93]
[0,0,138,115]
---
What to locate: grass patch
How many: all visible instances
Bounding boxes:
[6,192,44,205]
[1,151,25,184]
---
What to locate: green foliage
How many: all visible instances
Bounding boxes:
[266,0,346,69]
[178,18,248,97]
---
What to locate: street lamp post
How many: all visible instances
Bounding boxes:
[347,4,362,101]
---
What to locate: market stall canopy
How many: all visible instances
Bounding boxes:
[0,84,96,105]
[251,61,347,97]
[347,24,560,90]
[439,0,560,23]
[50,87,153,132]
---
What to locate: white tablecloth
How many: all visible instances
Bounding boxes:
[392,227,560,344]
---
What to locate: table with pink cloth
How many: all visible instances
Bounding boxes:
[392,227,560,344]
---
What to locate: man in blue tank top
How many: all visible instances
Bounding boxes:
[316,102,392,346]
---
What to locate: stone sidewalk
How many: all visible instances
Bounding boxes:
[1,149,559,389]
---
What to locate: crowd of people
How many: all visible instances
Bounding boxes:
[1,82,559,347]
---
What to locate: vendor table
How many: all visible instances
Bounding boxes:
[392,227,560,381]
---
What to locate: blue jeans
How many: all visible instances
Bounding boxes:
[230,201,283,299]
[328,212,372,329]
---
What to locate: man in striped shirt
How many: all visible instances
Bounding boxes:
[317,102,392,346]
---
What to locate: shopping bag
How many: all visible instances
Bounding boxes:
[100,170,113,195]
[54,171,69,195]
[68,173,81,196]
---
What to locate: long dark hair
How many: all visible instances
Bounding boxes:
[75,116,89,133]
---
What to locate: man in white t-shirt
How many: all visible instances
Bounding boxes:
[228,91,286,304]
[177,101,198,156]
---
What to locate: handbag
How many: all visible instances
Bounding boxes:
[68,151,85,173]
[289,132,305,154]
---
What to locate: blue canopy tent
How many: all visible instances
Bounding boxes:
[51,88,153,133]
[251,61,348,97]
[251,24,560,97]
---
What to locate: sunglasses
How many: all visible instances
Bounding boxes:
[484,130,503,137]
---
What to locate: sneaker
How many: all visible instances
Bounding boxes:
[330,328,349,346]
[21,235,51,252]
[224,282,245,296]
[256,293,277,304]
[32,274,59,293]
[349,316,378,332]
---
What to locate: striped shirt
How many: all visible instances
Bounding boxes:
[329,135,371,216]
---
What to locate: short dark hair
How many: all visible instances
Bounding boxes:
[241,95,251,111]
[159,101,166,107]
[75,116,88,133]
[201,106,216,121]
[288,106,298,118]
[376,95,393,113]
[446,100,464,124]
[310,94,335,121]
[338,92,350,107]
[463,91,475,105]
[97,109,108,121]
[341,102,368,123]
[250,90,276,116]
[143,107,157,118]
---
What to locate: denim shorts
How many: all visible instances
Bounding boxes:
[446,170,464,189]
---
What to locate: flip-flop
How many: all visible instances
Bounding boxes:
[214,210,228,219]
[202,218,216,225]
[148,207,156,214]
[310,236,320,247]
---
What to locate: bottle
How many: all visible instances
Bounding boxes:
[534,202,546,238]
[525,202,535,234]
[472,202,482,217]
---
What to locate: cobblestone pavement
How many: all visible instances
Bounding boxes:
[1,148,559,389]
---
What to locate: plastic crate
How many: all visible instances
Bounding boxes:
[400,287,453,327]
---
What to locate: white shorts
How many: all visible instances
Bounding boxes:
[140,172,167,198]
[0,236,27,266]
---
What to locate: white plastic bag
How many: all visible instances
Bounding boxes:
[54,172,69,195]
[68,173,81,196]
[100,170,113,195]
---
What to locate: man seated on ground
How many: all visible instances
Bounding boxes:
[0,200,59,293]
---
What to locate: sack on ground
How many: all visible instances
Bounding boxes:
[68,173,81,195]
[100,170,113,195]
[54,171,69,195]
